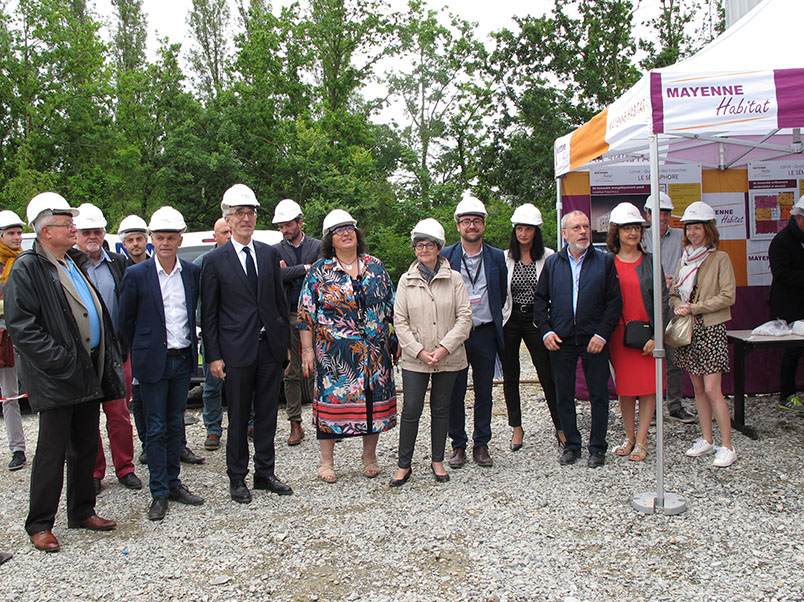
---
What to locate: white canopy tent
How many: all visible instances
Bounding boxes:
[552,0,804,514]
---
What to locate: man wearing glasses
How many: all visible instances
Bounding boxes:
[6,193,125,552]
[441,195,507,468]
[533,210,621,468]
[201,184,292,504]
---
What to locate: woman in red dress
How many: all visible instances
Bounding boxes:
[606,203,668,461]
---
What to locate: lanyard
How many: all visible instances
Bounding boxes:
[461,252,483,288]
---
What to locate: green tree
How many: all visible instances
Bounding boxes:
[110,0,147,71]
[187,0,232,99]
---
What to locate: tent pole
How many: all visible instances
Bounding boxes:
[555,177,563,250]
[632,134,688,516]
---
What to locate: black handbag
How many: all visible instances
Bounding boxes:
[623,320,652,350]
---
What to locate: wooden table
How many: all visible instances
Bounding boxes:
[727,329,804,440]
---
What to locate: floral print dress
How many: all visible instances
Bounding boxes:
[297,255,397,437]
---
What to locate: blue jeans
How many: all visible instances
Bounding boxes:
[550,341,611,454]
[139,350,192,497]
[201,340,224,436]
[449,324,497,449]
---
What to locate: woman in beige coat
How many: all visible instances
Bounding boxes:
[669,202,737,468]
[391,219,472,486]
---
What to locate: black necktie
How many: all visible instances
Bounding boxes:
[243,247,258,295]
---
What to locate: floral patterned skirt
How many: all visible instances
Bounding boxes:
[672,317,730,375]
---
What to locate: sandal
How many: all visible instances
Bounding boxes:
[614,439,635,456]
[362,458,381,478]
[317,463,336,483]
[629,442,648,462]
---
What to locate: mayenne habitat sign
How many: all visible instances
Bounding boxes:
[660,72,778,133]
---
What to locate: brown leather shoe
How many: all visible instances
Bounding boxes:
[448,447,466,469]
[67,514,117,531]
[472,445,493,467]
[204,433,221,451]
[30,530,60,553]
[287,421,305,446]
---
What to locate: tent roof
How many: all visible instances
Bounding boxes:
[554,0,804,177]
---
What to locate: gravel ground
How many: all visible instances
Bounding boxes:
[1,348,803,602]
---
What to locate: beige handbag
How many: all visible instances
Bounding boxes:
[665,314,693,348]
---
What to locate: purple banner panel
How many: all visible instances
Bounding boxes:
[650,72,664,134]
[590,184,651,195]
[749,179,796,190]
[774,69,804,128]
[560,195,591,218]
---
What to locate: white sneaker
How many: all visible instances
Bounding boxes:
[713,446,737,467]
[685,438,715,457]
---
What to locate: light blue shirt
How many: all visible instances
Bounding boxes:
[62,257,101,348]
[85,249,118,331]
[567,247,588,315]
[460,247,493,327]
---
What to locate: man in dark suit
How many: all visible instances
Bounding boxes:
[272,198,320,446]
[441,195,507,469]
[118,206,204,521]
[201,184,292,504]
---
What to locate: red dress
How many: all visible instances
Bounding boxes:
[609,256,662,396]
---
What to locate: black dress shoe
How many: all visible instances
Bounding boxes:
[8,451,26,471]
[430,464,450,483]
[559,449,580,465]
[587,451,605,468]
[138,449,147,465]
[253,475,293,495]
[389,468,412,487]
[93,477,102,495]
[179,446,205,465]
[148,496,168,521]
[118,472,143,490]
[230,479,252,504]
[169,484,205,505]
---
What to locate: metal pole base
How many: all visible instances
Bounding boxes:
[632,492,688,515]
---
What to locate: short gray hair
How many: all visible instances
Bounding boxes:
[33,210,55,236]
[561,210,588,230]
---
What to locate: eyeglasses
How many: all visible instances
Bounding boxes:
[413,241,437,251]
[458,218,484,227]
[233,208,257,219]
[332,225,355,236]
[47,222,75,229]
[619,224,642,233]
[78,228,104,236]
[565,224,590,232]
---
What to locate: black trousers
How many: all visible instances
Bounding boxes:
[26,401,100,535]
[780,347,804,399]
[225,338,282,481]
[398,369,459,468]
[501,308,561,430]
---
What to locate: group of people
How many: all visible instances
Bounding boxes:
[3,183,802,555]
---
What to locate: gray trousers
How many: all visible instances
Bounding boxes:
[665,346,683,413]
[397,369,458,468]
[0,364,24,453]
[282,313,303,422]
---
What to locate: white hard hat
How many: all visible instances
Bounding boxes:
[26,192,79,227]
[454,194,487,221]
[74,203,107,230]
[609,202,646,226]
[510,203,543,227]
[0,210,25,230]
[148,206,187,232]
[644,192,674,212]
[410,218,445,247]
[680,201,716,223]
[118,214,148,236]
[272,198,303,223]
[221,183,260,210]
[791,195,804,217]
[322,209,357,236]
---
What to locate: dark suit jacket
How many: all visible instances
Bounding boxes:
[441,241,507,352]
[117,258,200,384]
[273,234,321,310]
[200,240,290,367]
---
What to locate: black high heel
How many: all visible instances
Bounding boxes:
[555,429,566,449]
[431,464,450,483]
[510,428,524,452]
[389,468,412,487]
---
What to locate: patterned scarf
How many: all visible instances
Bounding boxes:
[0,241,21,284]
[676,245,713,303]
[417,261,438,284]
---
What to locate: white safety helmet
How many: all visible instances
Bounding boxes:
[609,202,646,226]
[74,203,107,230]
[118,214,148,237]
[26,192,79,227]
[454,194,487,222]
[510,203,543,227]
[680,201,716,223]
[322,209,357,236]
[0,210,25,231]
[148,206,187,232]
[791,195,804,217]
[644,192,674,212]
[221,183,260,211]
[272,198,303,224]
[410,218,445,247]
